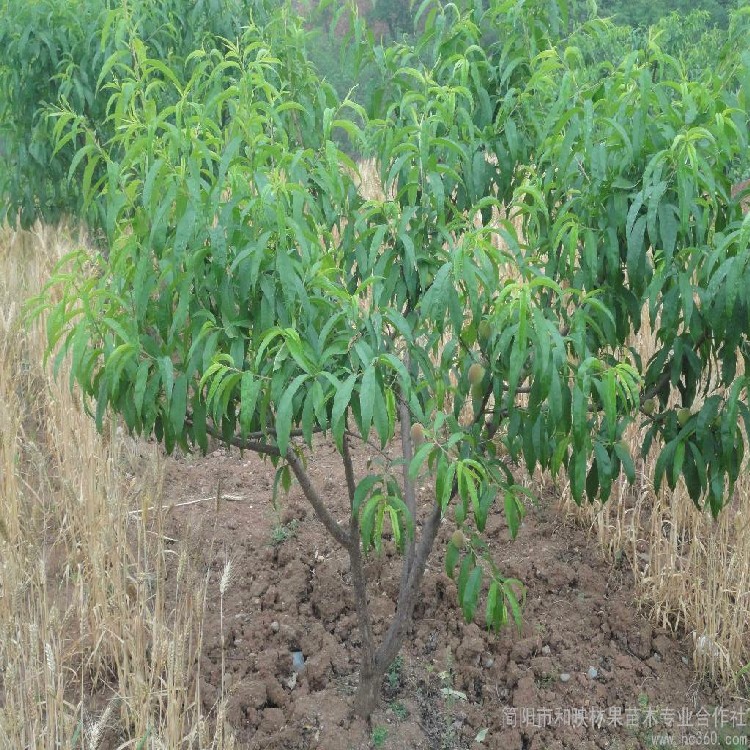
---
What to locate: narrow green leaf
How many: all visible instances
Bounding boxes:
[445,541,460,579]
[462,567,482,623]
[359,364,377,440]
[276,374,309,456]
[504,490,520,539]
[331,373,357,451]
[408,441,432,481]
[503,581,524,633]
[457,554,473,605]
[387,495,415,540]
[169,374,188,438]
[133,360,150,417]
[485,580,500,631]
[240,372,261,439]
[353,475,381,513]
[360,494,382,552]
[159,356,174,404]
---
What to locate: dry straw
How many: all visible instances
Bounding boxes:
[0,224,233,748]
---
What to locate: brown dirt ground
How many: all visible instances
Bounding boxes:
[159,435,747,750]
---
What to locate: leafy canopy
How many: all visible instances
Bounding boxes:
[35,0,750,627]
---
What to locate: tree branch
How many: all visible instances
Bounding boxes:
[186,416,283,457]
[243,426,323,441]
[190,415,352,547]
[345,429,393,463]
[345,435,376,683]
[286,447,352,548]
[398,387,418,581]
[342,434,357,505]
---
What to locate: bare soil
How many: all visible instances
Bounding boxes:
[159,437,744,750]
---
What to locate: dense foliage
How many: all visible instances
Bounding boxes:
[596,0,736,29]
[0,0,256,229]
[17,0,750,717]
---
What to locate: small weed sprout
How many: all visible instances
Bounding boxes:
[371,726,388,748]
[386,655,403,692]
[271,519,299,546]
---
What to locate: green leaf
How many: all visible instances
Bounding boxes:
[133,360,150,417]
[282,328,316,374]
[95,376,108,433]
[570,448,587,505]
[445,541,460,578]
[359,364,377,440]
[331,373,357,451]
[240,372,262,439]
[462,566,482,623]
[503,490,522,540]
[503,581,524,633]
[276,374,309,456]
[586,458,599,502]
[654,440,676,495]
[360,494,382,552]
[602,370,617,440]
[191,398,208,453]
[371,386,389,446]
[474,486,495,533]
[388,506,402,550]
[353,475,381,514]
[613,441,635,484]
[385,388,397,445]
[169,374,188,438]
[671,440,686,491]
[387,495,415,542]
[436,455,456,510]
[312,379,329,431]
[485,580,500,631]
[457,554,473,605]
[408,440,432,481]
[301,388,316,445]
[159,356,174,404]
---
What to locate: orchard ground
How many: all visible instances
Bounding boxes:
[153,434,748,750]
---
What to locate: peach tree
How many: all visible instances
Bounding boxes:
[39,0,750,718]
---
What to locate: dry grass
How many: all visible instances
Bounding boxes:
[0,225,234,749]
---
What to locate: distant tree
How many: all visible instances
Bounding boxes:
[0,0,252,231]
[596,0,734,28]
[368,0,412,38]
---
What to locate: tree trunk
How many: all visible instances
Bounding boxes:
[353,662,385,719]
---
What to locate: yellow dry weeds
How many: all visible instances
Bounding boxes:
[0,224,234,749]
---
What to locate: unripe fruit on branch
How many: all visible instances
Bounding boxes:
[468,362,485,386]
[642,398,656,415]
[451,529,465,548]
[477,320,492,341]
[677,408,692,427]
[410,423,425,447]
